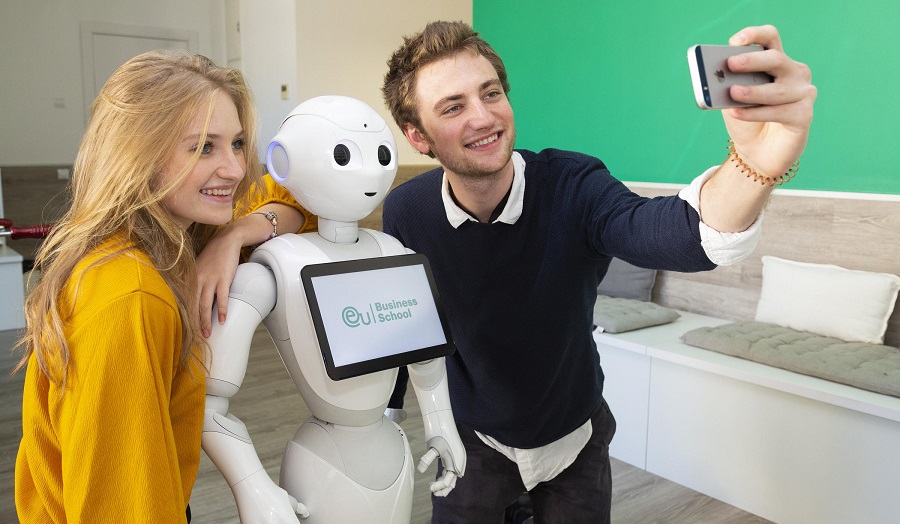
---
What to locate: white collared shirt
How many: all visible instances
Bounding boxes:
[441,152,527,227]
[440,153,762,488]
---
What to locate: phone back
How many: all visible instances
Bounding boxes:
[688,45,772,109]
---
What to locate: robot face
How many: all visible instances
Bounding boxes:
[267,96,397,222]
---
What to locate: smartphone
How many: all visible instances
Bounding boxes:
[687,45,773,110]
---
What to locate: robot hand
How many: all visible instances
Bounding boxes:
[417,436,466,497]
[232,469,310,522]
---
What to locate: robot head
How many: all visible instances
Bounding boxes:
[266,96,397,222]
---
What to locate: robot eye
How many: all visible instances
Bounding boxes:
[377,145,392,167]
[334,144,351,166]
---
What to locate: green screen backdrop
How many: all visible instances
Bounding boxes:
[473,1,900,194]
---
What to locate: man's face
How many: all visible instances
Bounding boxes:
[406,51,515,180]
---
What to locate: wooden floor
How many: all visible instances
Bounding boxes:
[2,318,770,524]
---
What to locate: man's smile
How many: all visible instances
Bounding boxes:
[466,133,500,149]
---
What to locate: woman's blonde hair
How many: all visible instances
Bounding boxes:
[17,49,263,386]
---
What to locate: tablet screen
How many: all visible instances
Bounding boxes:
[301,253,455,380]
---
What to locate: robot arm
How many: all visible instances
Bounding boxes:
[202,262,309,522]
[408,358,467,497]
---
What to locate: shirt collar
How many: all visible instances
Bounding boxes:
[441,151,526,228]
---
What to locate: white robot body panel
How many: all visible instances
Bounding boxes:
[281,420,414,524]
[249,229,408,426]
[285,418,407,489]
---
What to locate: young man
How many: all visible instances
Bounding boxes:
[381,21,815,523]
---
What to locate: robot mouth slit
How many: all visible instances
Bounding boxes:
[364,192,377,197]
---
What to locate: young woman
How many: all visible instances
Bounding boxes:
[13,49,311,522]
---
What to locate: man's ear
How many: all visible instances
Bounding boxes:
[403,124,431,155]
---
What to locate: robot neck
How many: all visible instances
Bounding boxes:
[317,218,359,244]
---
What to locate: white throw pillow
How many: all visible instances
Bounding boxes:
[755,256,900,344]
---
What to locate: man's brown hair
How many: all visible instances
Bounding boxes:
[382,20,511,135]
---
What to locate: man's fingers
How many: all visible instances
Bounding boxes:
[729,24,782,51]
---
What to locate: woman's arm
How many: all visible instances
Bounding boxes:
[197,175,315,337]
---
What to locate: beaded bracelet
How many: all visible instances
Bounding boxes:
[252,211,278,239]
[726,139,800,187]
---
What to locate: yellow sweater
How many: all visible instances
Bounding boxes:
[242,173,318,233]
[16,239,205,523]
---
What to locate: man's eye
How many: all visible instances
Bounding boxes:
[444,105,462,115]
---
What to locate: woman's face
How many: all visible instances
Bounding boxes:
[161,91,247,230]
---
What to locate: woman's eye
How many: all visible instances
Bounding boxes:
[194,141,213,154]
[232,139,245,151]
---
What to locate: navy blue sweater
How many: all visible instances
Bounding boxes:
[383,149,714,448]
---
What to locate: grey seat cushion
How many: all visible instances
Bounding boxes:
[681,321,900,398]
[593,295,680,334]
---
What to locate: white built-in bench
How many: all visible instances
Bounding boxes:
[0,168,26,331]
[595,310,900,524]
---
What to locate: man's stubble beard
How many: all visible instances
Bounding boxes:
[428,126,516,185]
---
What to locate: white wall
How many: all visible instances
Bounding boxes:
[0,0,226,166]
[0,0,472,168]
[295,0,472,167]
[239,0,299,161]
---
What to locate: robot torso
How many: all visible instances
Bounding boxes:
[249,228,408,426]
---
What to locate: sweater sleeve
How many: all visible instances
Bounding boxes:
[241,174,318,234]
[571,156,716,273]
[51,292,197,523]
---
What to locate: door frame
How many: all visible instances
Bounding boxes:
[80,21,198,122]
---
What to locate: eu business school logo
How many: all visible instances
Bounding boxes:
[341,298,420,328]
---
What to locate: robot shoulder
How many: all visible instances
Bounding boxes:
[358,229,409,256]
[248,233,333,269]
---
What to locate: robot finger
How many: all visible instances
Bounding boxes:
[430,471,458,497]
[288,493,310,519]
[417,448,440,473]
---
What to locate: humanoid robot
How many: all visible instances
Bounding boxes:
[202,96,466,523]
